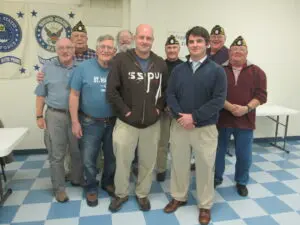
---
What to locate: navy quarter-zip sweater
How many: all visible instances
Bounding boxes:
[167,57,227,128]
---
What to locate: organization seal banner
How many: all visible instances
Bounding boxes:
[0,3,29,79]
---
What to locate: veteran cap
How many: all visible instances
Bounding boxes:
[231,36,247,47]
[72,21,87,33]
[165,35,179,46]
[210,25,225,35]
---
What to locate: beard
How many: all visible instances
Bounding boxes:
[118,43,134,53]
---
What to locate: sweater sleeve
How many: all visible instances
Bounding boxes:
[166,68,183,118]
[253,65,267,105]
[192,66,227,124]
[106,55,131,116]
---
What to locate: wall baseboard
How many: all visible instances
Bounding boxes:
[12,136,300,155]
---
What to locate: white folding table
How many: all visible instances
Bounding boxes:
[256,104,299,153]
[0,127,29,205]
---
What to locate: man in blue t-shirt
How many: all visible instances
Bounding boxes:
[69,35,116,207]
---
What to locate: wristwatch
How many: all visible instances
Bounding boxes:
[246,105,253,113]
[36,115,43,120]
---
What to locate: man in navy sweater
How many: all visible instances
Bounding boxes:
[163,26,227,225]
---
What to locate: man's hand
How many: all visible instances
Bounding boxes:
[177,113,194,127]
[72,121,83,139]
[37,118,47,129]
[229,104,238,113]
[231,104,248,117]
[37,71,44,82]
[156,108,160,115]
[183,123,195,130]
[125,111,131,117]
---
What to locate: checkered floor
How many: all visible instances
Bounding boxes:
[1,141,300,225]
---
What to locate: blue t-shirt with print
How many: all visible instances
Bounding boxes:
[69,58,113,118]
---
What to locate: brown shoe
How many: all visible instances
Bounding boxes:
[55,191,69,203]
[86,192,98,207]
[136,196,151,211]
[164,199,187,213]
[101,184,115,197]
[109,196,129,212]
[199,208,211,225]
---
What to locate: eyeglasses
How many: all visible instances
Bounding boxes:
[231,47,247,52]
[210,35,224,40]
[57,46,74,51]
[98,45,114,51]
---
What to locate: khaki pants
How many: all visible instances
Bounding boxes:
[156,112,171,173]
[169,120,218,209]
[113,119,160,198]
[44,109,83,192]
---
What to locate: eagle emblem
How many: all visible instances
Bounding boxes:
[35,15,71,52]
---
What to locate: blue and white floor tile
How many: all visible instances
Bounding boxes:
[1,141,300,224]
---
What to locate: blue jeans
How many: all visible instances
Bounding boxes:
[215,127,253,185]
[79,115,116,194]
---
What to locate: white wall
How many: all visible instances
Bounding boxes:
[129,0,300,138]
[0,0,129,149]
[1,0,300,150]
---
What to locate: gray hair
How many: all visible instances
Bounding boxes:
[116,30,133,43]
[96,34,115,48]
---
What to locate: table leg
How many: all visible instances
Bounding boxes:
[0,158,13,206]
[269,115,290,153]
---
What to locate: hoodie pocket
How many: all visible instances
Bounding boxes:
[144,103,159,125]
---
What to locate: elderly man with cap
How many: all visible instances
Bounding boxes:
[70,21,96,62]
[164,26,227,225]
[34,38,83,203]
[215,36,267,196]
[207,25,229,65]
[156,35,183,182]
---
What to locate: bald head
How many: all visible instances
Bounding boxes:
[56,38,73,51]
[55,38,74,65]
[134,24,154,57]
[135,24,154,37]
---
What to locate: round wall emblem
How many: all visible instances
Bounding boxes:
[0,13,22,52]
[35,15,71,52]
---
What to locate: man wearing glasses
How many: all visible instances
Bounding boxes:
[207,25,229,65]
[34,38,83,203]
[69,35,116,207]
[215,36,267,196]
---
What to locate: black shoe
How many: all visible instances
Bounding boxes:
[236,184,248,197]
[156,172,166,182]
[190,163,195,171]
[132,167,138,177]
[136,196,151,211]
[65,173,71,182]
[109,196,129,212]
[86,193,98,207]
[214,180,222,189]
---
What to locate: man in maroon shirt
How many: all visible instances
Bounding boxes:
[215,36,267,196]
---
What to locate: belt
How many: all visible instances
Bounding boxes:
[80,111,115,123]
[47,106,68,113]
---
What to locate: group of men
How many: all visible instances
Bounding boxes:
[34,21,267,225]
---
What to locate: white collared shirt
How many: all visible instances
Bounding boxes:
[189,55,207,73]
